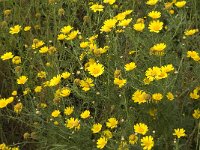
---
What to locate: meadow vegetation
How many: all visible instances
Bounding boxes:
[0,0,200,149]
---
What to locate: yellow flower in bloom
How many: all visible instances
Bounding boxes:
[61,72,71,79]
[118,18,132,27]
[91,123,102,133]
[51,110,60,117]
[39,46,49,53]
[9,25,21,34]
[161,64,174,73]
[24,26,31,31]
[150,43,166,56]
[133,22,145,32]
[80,42,89,48]
[166,92,174,101]
[148,11,161,19]
[165,2,173,9]
[103,0,116,5]
[66,30,79,40]
[132,90,148,104]
[60,87,71,97]
[124,62,136,71]
[187,51,200,61]
[146,0,158,5]
[80,110,90,119]
[49,75,61,86]
[65,117,80,129]
[23,88,31,95]
[192,109,200,119]
[175,1,186,8]
[100,19,118,32]
[14,102,23,113]
[114,78,126,88]
[17,76,28,84]
[1,52,14,61]
[64,106,74,116]
[60,25,73,34]
[32,39,45,49]
[80,78,94,91]
[106,117,118,129]
[57,34,67,40]
[6,97,14,104]
[87,63,104,77]
[190,89,199,100]
[12,56,21,64]
[134,123,148,135]
[102,130,113,139]
[148,20,163,33]
[0,98,8,108]
[90,4,104,12]
[141,136,154,150]
[96,137,107,149]
[12,90,17,96]
[173,128,186,138]
[37,71,47,79]
[34,86,42,93]
[129,134,138,145]
[152,93,163,102]
[184,29,199,36]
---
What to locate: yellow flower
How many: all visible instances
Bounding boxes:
[1,52,14,61]
[152,93,163,102]
[192,109,200,119]
[12,90,17,96]
[187,51,200,61]
[106,117,118,129]
[87,63,104,77]
[91,123,102,133]
[134,123,148,135]
[90,4,104,12]
[184,29,199,36]
[32,39,45,49]
[24,26,31,31]
[49,75,61,86]
[12,56,21,64]
[17,76,28,85]
[146,0,158,5]
[100,19,118,32]
[57,33,67,40]
[80,110,90,119]
[60,25,73,34]
[60,87,71,97]
[148,11,161,19]
[118,18,132,27]
[39,46,49,53]
[96,137,107,149]
[173,128,186,138]
[114,78,126,88]
[103,0,116,5]
[80,42,89,48]
[102,130,113,139]
[161,64,174,73]
[51,110,60,117]
[65,117,80,129]
[34,86,42,93]
[166,92,174,101]
[133,22,145,32]
[9,25,21,34]
[129,134,138,145]
[141,136,154,150]
[64,106,74,116]
[23,88,31,95]
[14,102,23,113]
[37,71,47,79]
[175,1,186,8]
[124,62,136,71]
[132,90,149,104]
[150,43,166,56]
[80,78,94,91]
[61,72,71,79]
[66,30,79,40]
[190,89,199,100]
[0,98,8,108]
[148,20,163,33]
